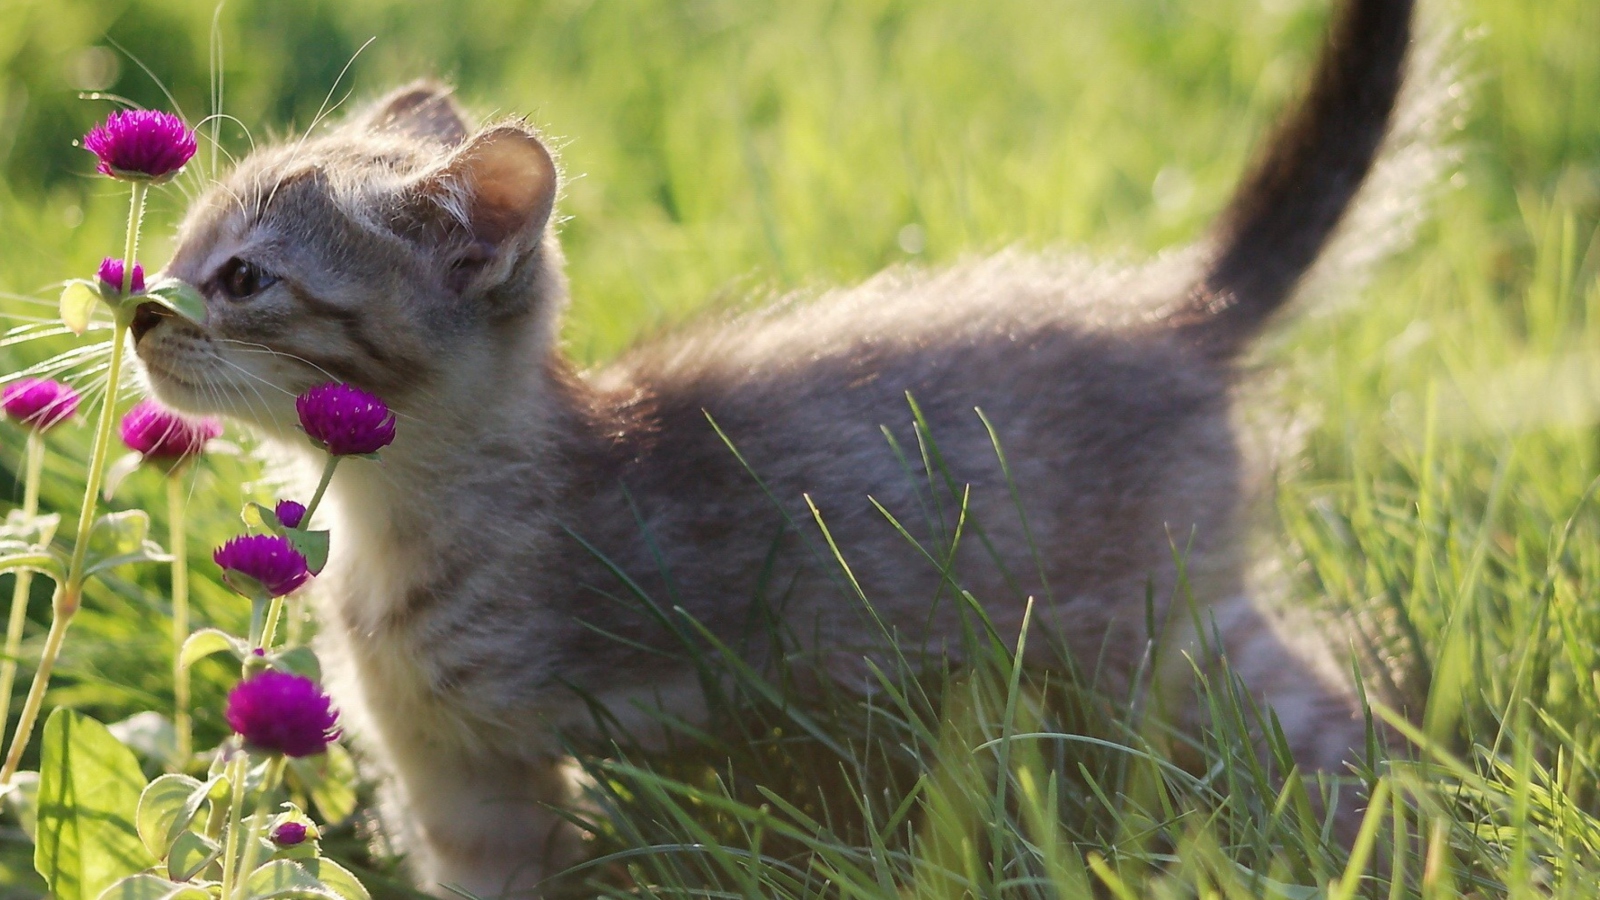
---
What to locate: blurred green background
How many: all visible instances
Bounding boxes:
[2,0,1588,360]
[0,0,1596,894]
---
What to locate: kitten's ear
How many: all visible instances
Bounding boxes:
[359,80,470,146]
[405,123,559,294]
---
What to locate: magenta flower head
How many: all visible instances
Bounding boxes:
[120,399,221,460]
[213,534,312,598]
[2,379,81,432]
[82,109,196,181]
[296,383,396,456]
[271,821,309,846]
[274,500,307,530]
[225,671,340,758]
[96,257,145,295]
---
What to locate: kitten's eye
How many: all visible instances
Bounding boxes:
[216,258,279,300]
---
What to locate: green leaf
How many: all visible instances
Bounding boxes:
[95,874,212,900]
[142,278,208,326]
[85,510,171,576]
[35,709,157,900]
[283,527,329,575]
[135,774,201,858]
[0,550,64,581]
[165,831,221,883]
[293,859,369,900]
[88,510,151,557]
[2,509,61,546]
[288,744,356,827]
[59,280,101,336]
[269,646,321,682]
[108,712,178,768]
[3,770,40,840]
[224,571,274,606]
[181,629,246,671]
[242,502,279,533]
[243,860,338,900]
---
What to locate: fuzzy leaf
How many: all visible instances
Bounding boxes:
[141,278,208,326]
[293,859,369,900]
[287,744,356,827]
[224,570,274,606]
[35,709,156,900]
[270,646,321,682]
[59,281,101,336]
[135,773,201,857]
[95,874,211,900]
[1,509,61,546]
[180,629,246,671]
[85,542,172,577]
[283,527,329,575]
[243,860,337,900]
[0,550,64,581]
[85,510,171,576]
[108,712,178,768]
[165,831,221,883]
[242,502,280,534]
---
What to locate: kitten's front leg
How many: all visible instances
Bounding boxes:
[389,745,583,899]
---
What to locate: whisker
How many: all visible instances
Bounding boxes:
[209,1,226,181]
[215,339,342,383]
[104,39,188,123]
[2,344,116,383]
[0,323,114,345]
[262,36,375,215]
[215,357,291,432]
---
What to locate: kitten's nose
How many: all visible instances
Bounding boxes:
[129,302,171,343]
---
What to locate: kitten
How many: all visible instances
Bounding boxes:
[133,0,1416,893]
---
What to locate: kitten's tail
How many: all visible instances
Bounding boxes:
[1171,0,1416,360]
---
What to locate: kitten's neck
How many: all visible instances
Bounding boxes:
[278,342,609,561]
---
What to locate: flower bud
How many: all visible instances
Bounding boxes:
[120,399,221,460]
[225,671,339,758]
[82,109,197,180]
[2,379,81,432]
[296,383,396,456]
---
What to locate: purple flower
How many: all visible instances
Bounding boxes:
[225,671,339,758]
[296,383,396,456]
[271,821,309,846]
[120,399,221,459]
[82,110,197,180]
[214,534,312,598]
[2,379,81,432]
[96,257,145,295]
[274,500,307,530]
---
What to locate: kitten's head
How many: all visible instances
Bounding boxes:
[134,81,563,439]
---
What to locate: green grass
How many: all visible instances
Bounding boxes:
[1,0,1598,896]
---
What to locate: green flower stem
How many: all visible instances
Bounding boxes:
[263,453,338,654]
[218,749,248,900]
[0,430,45,730]
[232,755,286,898]
[302,454,340,523]
[0,180,146,788]
[168,473,191,767]
[257,596,284,655]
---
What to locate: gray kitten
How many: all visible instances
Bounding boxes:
[133,0,1415,892]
